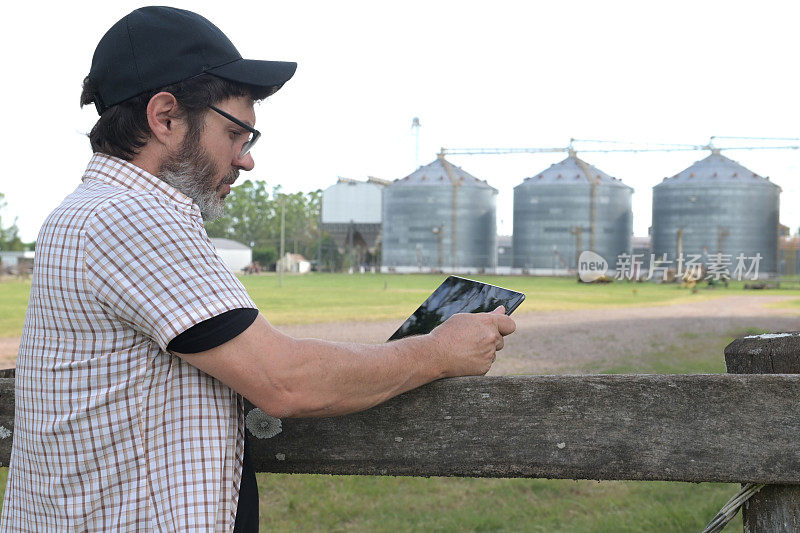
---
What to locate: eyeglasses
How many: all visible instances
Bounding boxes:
[208,104,261,157]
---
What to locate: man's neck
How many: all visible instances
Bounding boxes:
[129,143,168,179]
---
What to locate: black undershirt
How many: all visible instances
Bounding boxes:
[168,308,260,533]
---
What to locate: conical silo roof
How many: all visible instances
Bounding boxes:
[519,152,632,190]
[394,154,496,190]
[656,151,780,190]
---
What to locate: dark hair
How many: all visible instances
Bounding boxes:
[80,75,272,160]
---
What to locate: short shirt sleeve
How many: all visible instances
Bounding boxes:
[83,192,256,351]
[168,308,259,353]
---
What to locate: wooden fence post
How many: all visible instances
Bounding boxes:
[725,332,800,532]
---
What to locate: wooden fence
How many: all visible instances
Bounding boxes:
[0,333,798,531]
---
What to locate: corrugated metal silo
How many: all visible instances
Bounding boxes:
[513,152,633,271]
[652,150,781,275]
[382,154,497,271]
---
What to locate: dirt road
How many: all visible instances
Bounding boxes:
[2,294,797,373]
[277,294,799,375]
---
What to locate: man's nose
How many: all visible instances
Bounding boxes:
[234,151,255,171]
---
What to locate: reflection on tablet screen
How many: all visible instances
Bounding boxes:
[388,276,525,341]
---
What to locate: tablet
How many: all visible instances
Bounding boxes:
[387,276,525,341]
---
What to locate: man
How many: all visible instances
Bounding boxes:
[0,6,515,532]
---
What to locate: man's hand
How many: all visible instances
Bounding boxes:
[429,306,517,378]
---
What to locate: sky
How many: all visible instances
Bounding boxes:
[1,1,799,242]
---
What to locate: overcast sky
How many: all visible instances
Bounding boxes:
[2,1,798,242]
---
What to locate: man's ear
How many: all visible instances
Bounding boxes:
[146,92,183,150]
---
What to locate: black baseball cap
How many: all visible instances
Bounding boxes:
[87,6,297,115]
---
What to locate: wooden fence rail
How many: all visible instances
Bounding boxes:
[240,373,800,484]
[0,332,799,530]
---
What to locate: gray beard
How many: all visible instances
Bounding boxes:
[158,137,237,221]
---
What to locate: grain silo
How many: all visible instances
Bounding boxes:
[651,150,780,275]
[382,153,497,272]
[513,151,633,272]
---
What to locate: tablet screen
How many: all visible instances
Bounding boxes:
[388,276,525,341]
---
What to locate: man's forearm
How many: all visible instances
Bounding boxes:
[258,335,445,418]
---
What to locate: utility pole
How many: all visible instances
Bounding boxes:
[279,196,285,287]
[349,220,355,272]
[316,199,322,270]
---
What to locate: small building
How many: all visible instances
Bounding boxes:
[780,236,800,277]
[497,235,513,268]
[210,238,252,272]
[0,250,35,275]
[278,253,311,274]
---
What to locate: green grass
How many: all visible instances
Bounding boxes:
[768,297,800,311]
[0,469,744,532]
[0,279,29,338]
[4,273,799,335]
[5,273,791,336]
[253,475,740,532]
[582,326,771,375]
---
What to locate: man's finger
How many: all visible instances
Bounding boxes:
[490,305,506,315]
[492,314,516,336]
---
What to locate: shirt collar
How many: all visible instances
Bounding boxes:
[82,153,203,221]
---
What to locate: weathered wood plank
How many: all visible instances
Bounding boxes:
[242,373,800,483]
[726,332,800,533]
[741,485,800,533]
[3,373,800,484]
[725,332,800,375]
[0,377,14,467]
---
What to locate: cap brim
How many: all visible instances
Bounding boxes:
[207,59,297,97]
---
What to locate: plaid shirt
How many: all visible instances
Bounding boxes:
[1,153,255,531]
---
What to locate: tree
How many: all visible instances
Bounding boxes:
[0,193,24,252]
[274,187,322,259]
[205,180,275,247]
[205,180,326,268]
[317,233,342,272]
